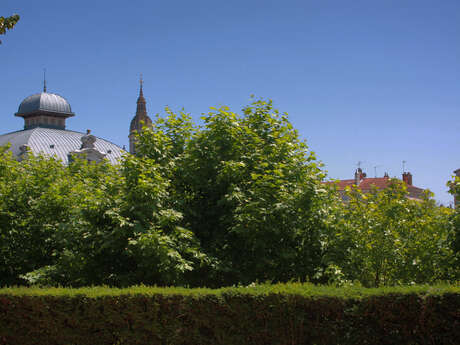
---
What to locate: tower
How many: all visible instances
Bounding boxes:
[129,75,152,154]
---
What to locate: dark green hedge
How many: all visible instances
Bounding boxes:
[0,285,459,344]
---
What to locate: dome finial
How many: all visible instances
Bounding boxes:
[43,68,47,93]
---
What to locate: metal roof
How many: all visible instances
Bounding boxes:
[16,92,74,116]
[0,128,125,165]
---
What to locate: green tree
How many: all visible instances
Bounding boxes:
[0,14,20,44]
[3,98,455,288]
[30,154,206,287]
[0,146,76,285]
[323,180,454,287]
[135,99,331,286]
[0,145,205,287]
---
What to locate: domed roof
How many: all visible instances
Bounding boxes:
[16,92,74,116]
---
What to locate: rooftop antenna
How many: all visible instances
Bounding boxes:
[402,160,407,174]
[43,68,47,93]
[373,165,382,178]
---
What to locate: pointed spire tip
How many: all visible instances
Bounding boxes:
[139,73,144,96]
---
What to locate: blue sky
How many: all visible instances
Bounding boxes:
[2,0,459,205]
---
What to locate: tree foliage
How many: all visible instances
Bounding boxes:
[0,99,457,287]
[322,181,455,286]
[0,14,19,44]
[135,99,330,286]
[0,146,203,286]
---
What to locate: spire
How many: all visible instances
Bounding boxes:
[129,74,152,154]
[136,73,147,116]
[43,68,47,93]
[139,73,144,97]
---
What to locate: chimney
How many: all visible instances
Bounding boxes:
[354,168,365,185]
[402,172,413,186]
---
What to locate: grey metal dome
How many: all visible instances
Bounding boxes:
[16,92,74,116]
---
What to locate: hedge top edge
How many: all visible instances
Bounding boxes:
[1,283,459,298]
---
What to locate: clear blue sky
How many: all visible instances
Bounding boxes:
[2,0,459,205]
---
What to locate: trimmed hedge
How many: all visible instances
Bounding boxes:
[0,284,459,344]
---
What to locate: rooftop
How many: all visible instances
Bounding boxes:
[0,127,125,165]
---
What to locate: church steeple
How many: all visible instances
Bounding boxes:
[129,75,152,154]
[135,74,147,118]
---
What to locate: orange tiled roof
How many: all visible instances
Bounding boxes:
[330,176,424,195]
